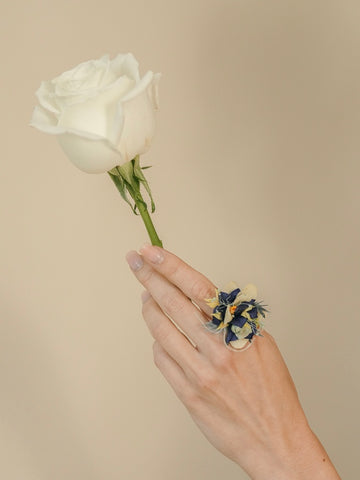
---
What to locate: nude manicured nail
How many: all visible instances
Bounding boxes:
[125,251,143,271]
[139,244,164,264]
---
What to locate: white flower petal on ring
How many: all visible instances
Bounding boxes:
[234,283,258,304]
[229,338,249,350]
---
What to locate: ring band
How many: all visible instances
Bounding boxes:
[204,282,269,351]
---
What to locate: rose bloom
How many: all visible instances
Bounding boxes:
[30,53,160,173]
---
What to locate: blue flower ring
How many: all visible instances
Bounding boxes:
[204,282,269,351]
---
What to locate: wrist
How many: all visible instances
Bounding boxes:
[244,414,341,480]
[277,426,340,480]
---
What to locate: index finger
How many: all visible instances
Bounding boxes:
[139,244,217,316]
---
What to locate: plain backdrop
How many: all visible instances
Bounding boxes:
[1,1,359,479]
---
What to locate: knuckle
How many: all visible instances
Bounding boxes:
[153,356,162,370]
[167,260,181,278]
[212,348,232,370]
[140,267,154,286]
[264,330,276,345]
[195,367,218,391]
[153,323,171,344]
[152,342,163,369]
[183,389,201,412]
[152,340,160,354]
[141,298,151,316]
[141,296,156,322]
[190,279,216,302]
[162,293,186,316]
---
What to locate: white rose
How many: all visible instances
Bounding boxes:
[30,53,160,173]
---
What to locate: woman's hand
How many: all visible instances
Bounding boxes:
[125,245,341,480]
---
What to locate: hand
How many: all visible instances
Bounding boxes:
[125,245,341,480]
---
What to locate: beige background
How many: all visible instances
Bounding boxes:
[1,0,359,478]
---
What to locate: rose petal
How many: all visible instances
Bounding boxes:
[116,86,156,162]
[97,62,118,89]
[53,58,111,98]
[30,106,106,139]
[35,81,60,114]
[121,70,153,103]
[99,54,110,63]
[111,53,140,82]
[30,105,66,134]
[58,76,132,140]
[108,101,125,147]
[57,133,122,173]
[148,73,161,110]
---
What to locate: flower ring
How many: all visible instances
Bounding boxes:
[204,282,269,351]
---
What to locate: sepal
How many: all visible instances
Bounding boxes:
[108,168,137,213]
[108,156,157,215]
[133,156,155,213]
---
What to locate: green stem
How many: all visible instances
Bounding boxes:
[133,193,163,247]
[109,171,163,247]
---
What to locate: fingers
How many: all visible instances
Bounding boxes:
[152,341,196,406]
[139,244,217,316]
[141,292,204,373]
[126,250,217,353]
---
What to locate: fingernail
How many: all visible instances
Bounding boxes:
[139,243,164,264]
[125,251,144,271]
[141,290,151,303]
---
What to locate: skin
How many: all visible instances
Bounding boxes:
[125,245,341,480]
